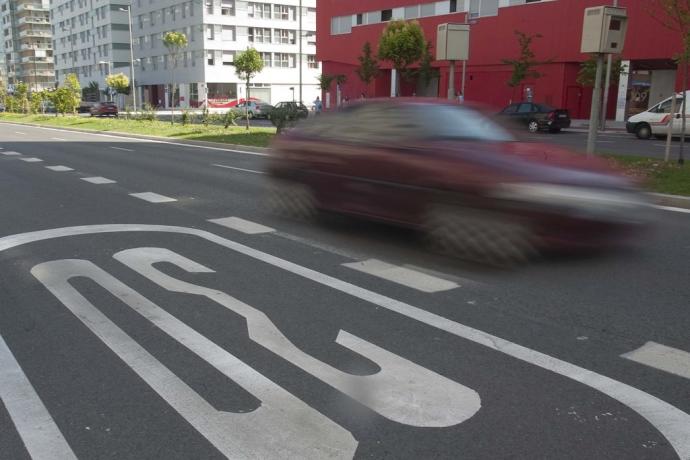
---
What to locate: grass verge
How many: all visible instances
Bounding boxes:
[604,154,690,196]
[0,113,275,148]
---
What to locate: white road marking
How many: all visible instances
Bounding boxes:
[343,259,459,293]
[116,248,479,427]
[45,166,74,172]
[597,140,614,143]
[81,176,116,184]
[31,259,357,459]
[18,157,43,162]
[129,192,177,203]
[51,137,66,141]
[653,205,690,214]
[274,231,365,260]
[110,147,133,152]
[622,341,690,380]
[14,131,26,135]
[2,151,21,156]
[0,334,77,460]
[212,163,266,175]
[2,224,690,459]
[209,216,275,234]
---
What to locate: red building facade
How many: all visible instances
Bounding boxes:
[318,0,683,120]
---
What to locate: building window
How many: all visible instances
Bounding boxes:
[207,25,214,40]
[330,15,352,35]
[221,0,234,16]
[274,4,291,21]
[205,0,213,14]
[248,3,271,19]
[307,54,317,69]
[222,50,233,66]
[273,52,292,68]
[207,50,214,65]
[381,9,393,21]
[276,29,294,44]
[450,0,458,13]
[221,25,235,41]
[261,52,271,67]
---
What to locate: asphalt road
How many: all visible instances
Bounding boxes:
[1,122,689,460]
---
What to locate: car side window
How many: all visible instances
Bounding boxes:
[502,104,519,114]
[517,103,533,113]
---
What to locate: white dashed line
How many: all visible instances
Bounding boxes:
[0,334,77,460]
[209,216,275,234]
[45,166,74,172]
[18,157,43,162]
[81,176,116,184]
[129,192,177,203]
[622,342,690,381]
[110,147,134,152]
[343,259,459,293]
[212,164,266,175]
[2,151,21,156]
[51,137,67,141]
[14,131,26,135]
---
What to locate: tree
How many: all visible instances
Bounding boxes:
[63,73,82,115]
[233,48,264,130]
[403,41,438,90]
[649,0,690,164]
[30,90,48,114]
[317,74,335,92]
[501,31,551,88]
[356,41,379,95]
[106,73,130,95]
[162,31,188,125]
[378,20,426,96]
[577,56,625,87]
[14,83,30,114]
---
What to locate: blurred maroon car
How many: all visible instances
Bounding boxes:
[90,102,118,117]
[267,99,649,264]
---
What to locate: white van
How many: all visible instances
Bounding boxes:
[626,91,689,139]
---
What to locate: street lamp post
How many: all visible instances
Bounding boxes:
[298,0,302,105]
[32,43,38,93]
[99,60,111,101]
[119,6,137,111]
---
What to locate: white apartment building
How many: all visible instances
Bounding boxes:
[51,0,135,102]
[1,0,55,92]
[132,0,319,108]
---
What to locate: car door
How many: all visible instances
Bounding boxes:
[517,103,536,124]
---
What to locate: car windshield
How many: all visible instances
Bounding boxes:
[414,105,516,142]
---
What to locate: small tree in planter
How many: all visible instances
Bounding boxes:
[317,74,335,108]
[356,42,380,97]
[378,20,426,97]
[501,30,552,99]
[105,73,130,109]
[162,31,188,125]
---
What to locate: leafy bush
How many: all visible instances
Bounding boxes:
[201,105,210,127]
[223,110,241,128]
[181,109,190,125]
[138,103,157,121]
[270,105,300,134]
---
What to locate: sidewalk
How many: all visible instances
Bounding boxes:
[569,119,627,133]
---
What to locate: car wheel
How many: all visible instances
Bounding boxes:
[635,123,652,139]
[267,180,317,219]
[424,205,538,267]
[527,120,539,133]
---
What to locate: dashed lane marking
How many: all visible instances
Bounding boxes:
[0,334,77,460]
[2,151,21,156]
[209,216,275,234]
[81,176,117,184]
[129,192,177,203]
[622,341,690,381]
[653,205,690,214]
[343,259,459,293]
[110,147,134,152]
[14,131,26,135]
[18,157,43,162]
[212,163,266,175]
[51,137,66,141]
[45,166,74,172]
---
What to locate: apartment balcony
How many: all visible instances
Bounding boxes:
[17,16,50,26]
[18,29,52,39]
[15,3,50,13]
[20,43,52,51]
[21,56,54,64]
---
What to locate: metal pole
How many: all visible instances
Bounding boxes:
[448,60,455,100]
[461,60,467,101]
[298,0,302,105]
[664,94,677,162]
[126,6,137,111]
[600,0,618,130]
[586,54,605,156]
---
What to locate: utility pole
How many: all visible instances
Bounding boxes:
[298,0,302,105]
[120,6,137,111]
[600,0,619,130]
[586,54,605,155]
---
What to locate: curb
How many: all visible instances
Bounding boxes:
[648,192,690,210]
[0,120,272,155]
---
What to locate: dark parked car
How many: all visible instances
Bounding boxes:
[234,101,274,119]
[274,101,309,120]
[267,99,648,265]
[78,102,96,113]
[90,102,118,117]
[498,102,571,133]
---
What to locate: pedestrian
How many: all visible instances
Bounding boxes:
[313,96,322,114]
[457,91,464,104]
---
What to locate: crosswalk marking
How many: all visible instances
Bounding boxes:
[0,334,77,460]
[19,157,43,162]
[622,341,690,380]
[81,176,116,184]
[129,192,177,203]
[45,166,74,172]
[343,259,459,293]
[209,216,275,234]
